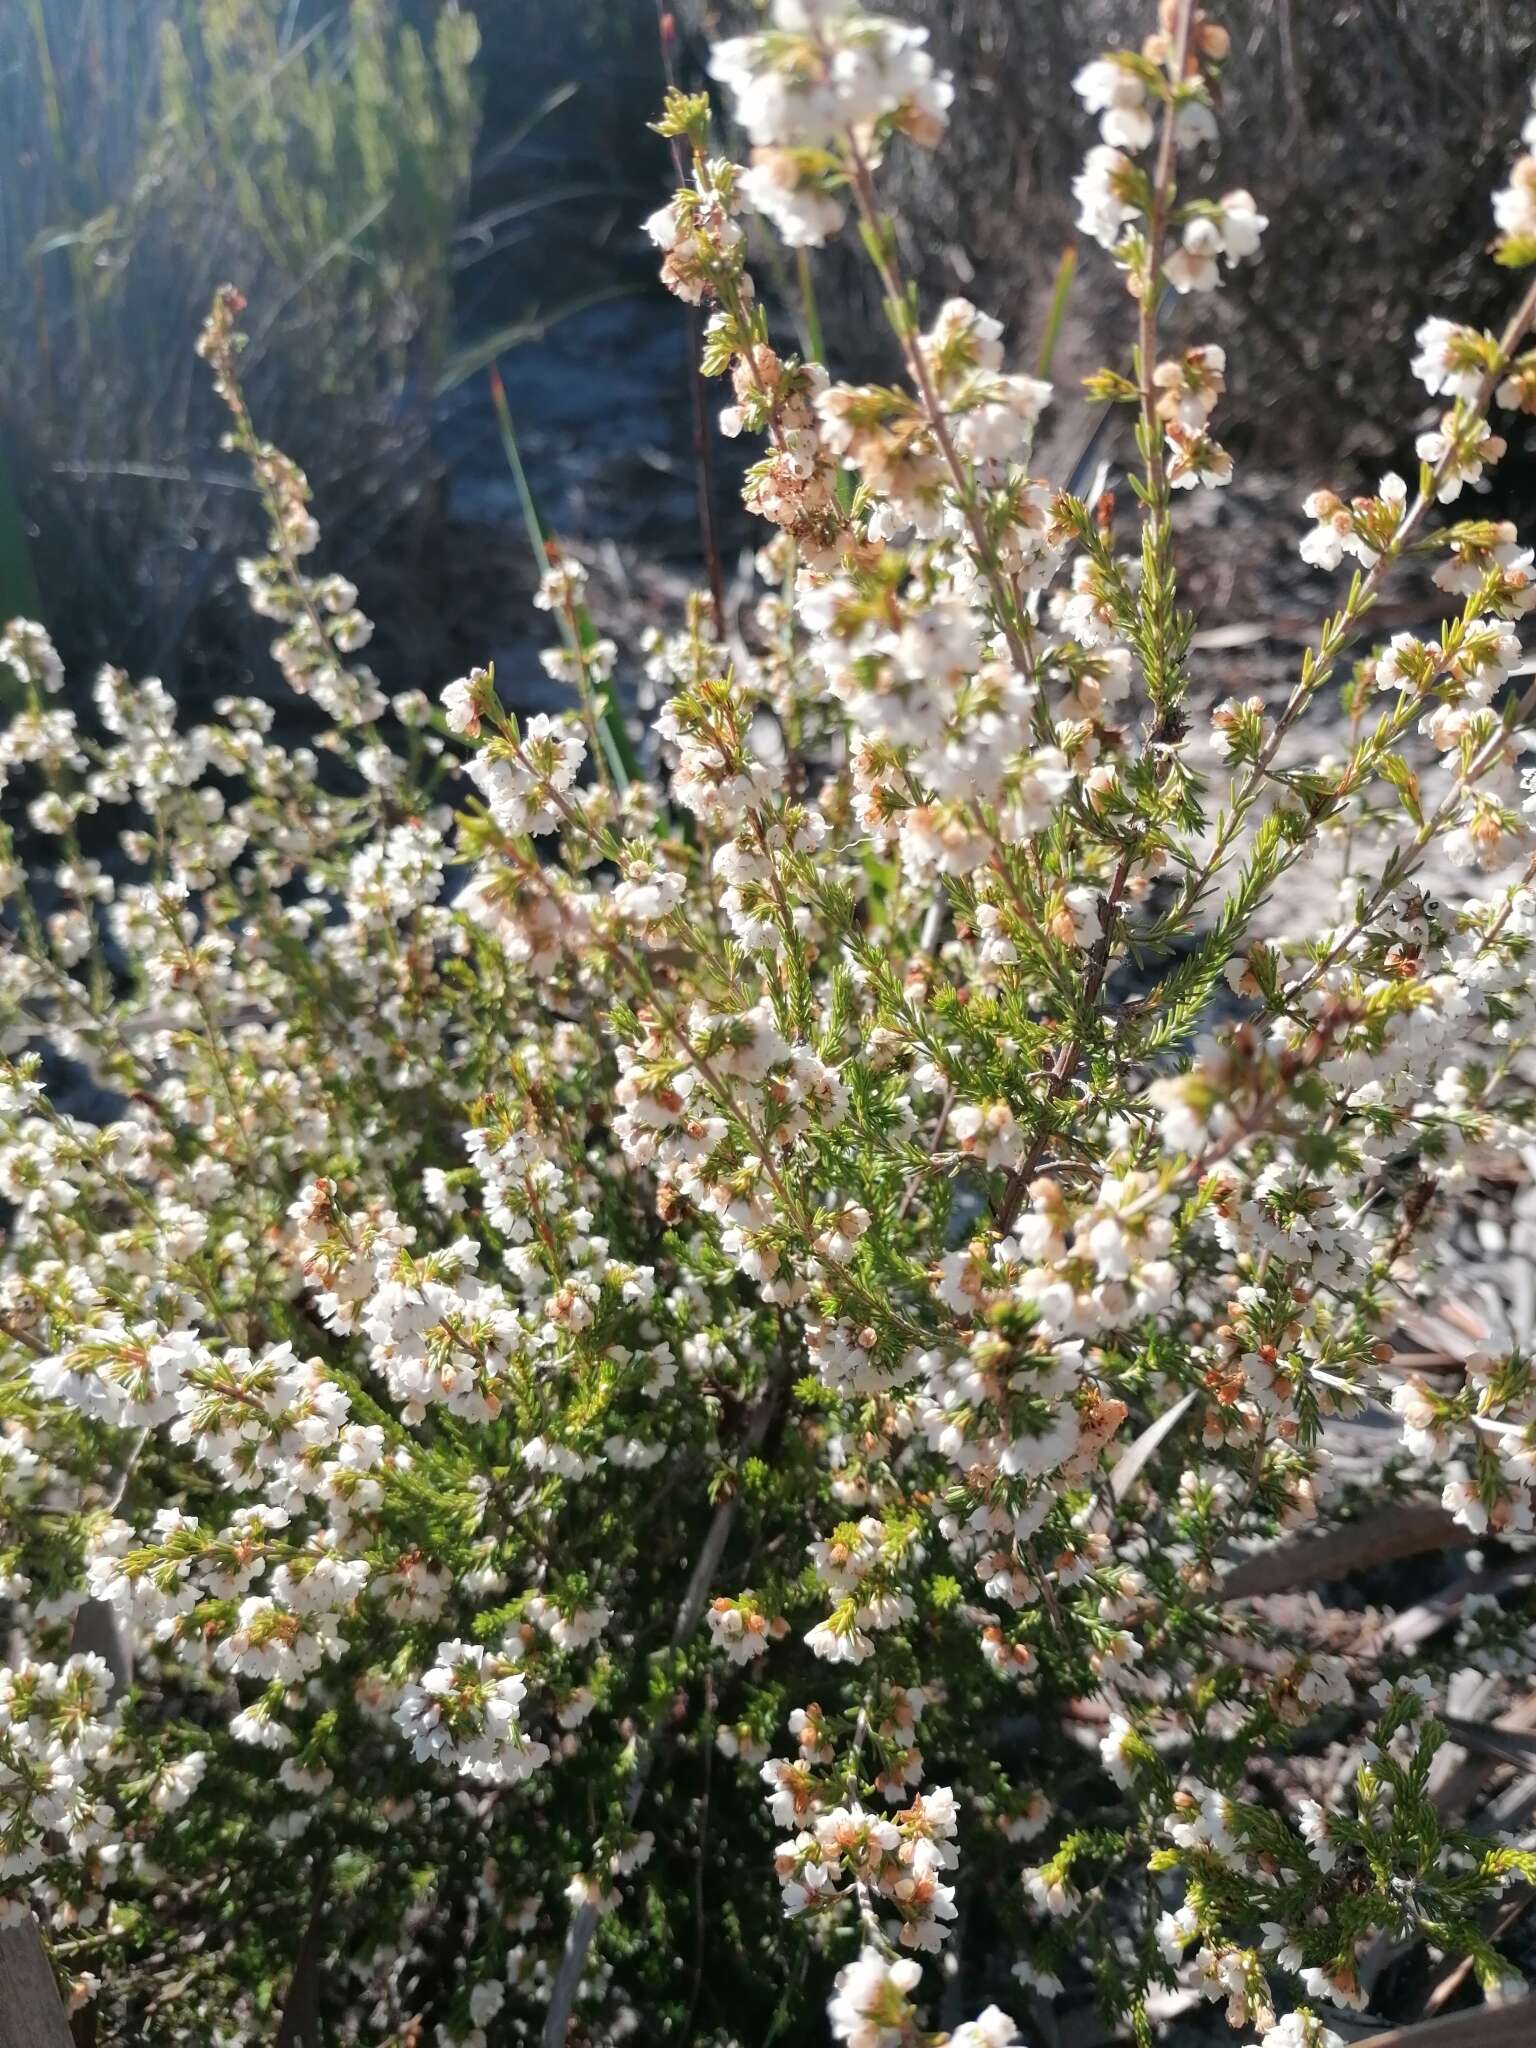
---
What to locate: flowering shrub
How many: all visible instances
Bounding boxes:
[8,0,1536,2042]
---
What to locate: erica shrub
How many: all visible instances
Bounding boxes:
[6,2,1536,2044]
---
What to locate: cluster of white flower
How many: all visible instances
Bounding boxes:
[829,1945,1017,2048]
[466,716,587,840]
[709,0,952,248]
[0,1656,117,1887]
[393,1639,549,1786]
[705,1591,778,1663]
[0,1653,204,1934]
[769,1782,961,1952]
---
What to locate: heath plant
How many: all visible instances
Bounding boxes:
[6,1,1536,2043]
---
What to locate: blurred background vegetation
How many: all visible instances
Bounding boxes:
[4,0,1536,711]
[0,0,667,703]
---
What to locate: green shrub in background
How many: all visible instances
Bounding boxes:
[156,0,481,385]
[0,0,481,689]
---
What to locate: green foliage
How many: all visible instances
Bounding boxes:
[0,0,483,685]
[155,0,482,382]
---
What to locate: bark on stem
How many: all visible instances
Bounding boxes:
[0,1922,73,2048]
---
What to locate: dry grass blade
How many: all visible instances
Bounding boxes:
[1188,595,1448,653]
[1219,1503,1474,1601]
[1108,1391,1196,1504]
[1388,1300,1495,1366]
[1339,1997,1533,2046]
[1481,1770,1536,1834]
[1388,1562,1536,1652]
[1439,1715,1536,1770]
[0,1916,72,2048]
[1432,1693,1536,1825]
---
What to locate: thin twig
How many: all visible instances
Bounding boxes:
[656,2,726,639]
